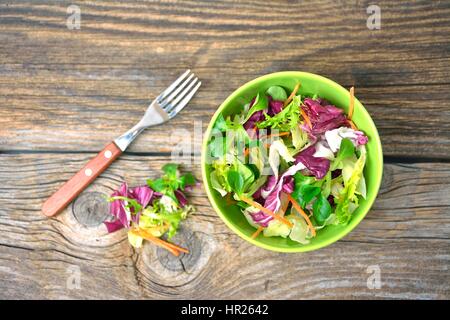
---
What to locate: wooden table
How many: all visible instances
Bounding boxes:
[1,0,449,299]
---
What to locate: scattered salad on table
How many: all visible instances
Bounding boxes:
[104,164,196,256]
[208,84,368,244]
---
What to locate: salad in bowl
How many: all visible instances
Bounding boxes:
[202,72,382,252]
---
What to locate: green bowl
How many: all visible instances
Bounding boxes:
[201,71,383,252]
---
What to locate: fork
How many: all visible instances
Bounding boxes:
[42,70,201,217]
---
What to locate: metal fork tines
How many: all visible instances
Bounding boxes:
[114,70,201,151]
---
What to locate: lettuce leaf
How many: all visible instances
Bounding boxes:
[263,219,291,238]
[313,141,335,160]
[210,156,256,197]
[325,127,369,153]
[248,143,265,176]
[128,231,144,248]
[106,183,156,230]
[243,175,268,199]
[290,124,308,151]
[257,95,301,132]
[330,138,355,171]
[139,196,193,239]
[209,114,252,159]
[287,215,310,245]
[243,93,268,123]
[210,170,228,196]
[334,145,367,224]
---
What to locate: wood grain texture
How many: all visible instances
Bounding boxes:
[0,153,448,299]
[0,0,450,158]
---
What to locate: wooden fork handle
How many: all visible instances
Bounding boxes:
[42,142,122,217]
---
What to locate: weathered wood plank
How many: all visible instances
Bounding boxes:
[0,153,448,299]
[0,1,450,157]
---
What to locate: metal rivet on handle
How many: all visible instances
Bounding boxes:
[104,150,112,159]
[85,168,93,177]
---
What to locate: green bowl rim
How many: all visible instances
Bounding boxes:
[201,71,383,253]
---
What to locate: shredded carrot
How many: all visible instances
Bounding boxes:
[271,131,290,138]
[131,228,189,256]
[279,193,290,215]
[251,226,264,239]
[300,108,312,129]
[287,194,316,237]
[284,82,301,107]
[349,119,358,130]
[264,143,271,149]
[130,229,179,256]
[348,86,355,119]
[138,228,189,254]
[260,131,290,140]
[250,193,291,239]
[243,147,250,157]
[240,196,293,228]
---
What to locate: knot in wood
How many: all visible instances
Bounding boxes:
[72,191,109,227]
[156,227,201,272]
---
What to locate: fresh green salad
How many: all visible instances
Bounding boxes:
[104,164,196,256]
[207,84,368,243]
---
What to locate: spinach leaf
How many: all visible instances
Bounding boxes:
[313,193,332,225]
[291,172,320,208]
[294,184,321,208]
[227,170,244,194]
[266,86,287,101]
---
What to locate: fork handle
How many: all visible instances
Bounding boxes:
[42,142,122,217]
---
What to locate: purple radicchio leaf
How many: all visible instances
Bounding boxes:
[295,145,330,180]
[174,189,188,207]
[105,183,157,232]
[128,185,153,223]
[300,98,349,137]
[243,109,265,131]
[108,182,130,230]
[259,174,278,199]
[129,186,153,208]
[104,219,125,233]
[268,96,284,116]
[250,163,305,227]
[282,176,294,194]
[355,131,369,145]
